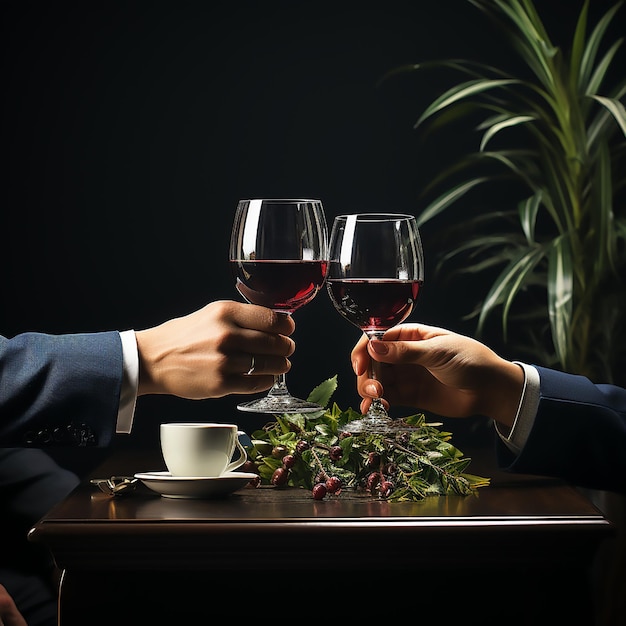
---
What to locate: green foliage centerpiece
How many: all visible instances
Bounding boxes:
[244,376,490,502]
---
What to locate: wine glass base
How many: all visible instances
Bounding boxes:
[342,416,421,434]
[237,396,324,414]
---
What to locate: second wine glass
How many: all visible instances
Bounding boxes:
[230,198,329,414]
[326,213,424,433]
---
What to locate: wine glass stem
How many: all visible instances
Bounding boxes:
[266,312,293,398]
[267,373,291,398]
[366,332,389,418]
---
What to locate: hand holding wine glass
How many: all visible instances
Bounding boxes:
[326,213,424,433]
[229,198,329,413]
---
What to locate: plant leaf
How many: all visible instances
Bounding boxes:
[590,95,626,138]
[415,79,520,128]
[306,375,338,408]
[417,178,489,227]
[518,192,542,243]
[591,140,615,273]
[585,38,624,97]
[476,246,545,337]
[479,114,535,151]
[569,0,589,91]
[547,236,574,367]
[578,0,624,89]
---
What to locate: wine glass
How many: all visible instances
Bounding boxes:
[229,198,329,413]
[326,213,424,433]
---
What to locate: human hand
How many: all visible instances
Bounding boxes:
[351,323,524,428]
[0,584,28,626]
[135,300,295,399]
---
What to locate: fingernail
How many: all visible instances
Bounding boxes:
[365,383,379,397]
[370,340,389,355]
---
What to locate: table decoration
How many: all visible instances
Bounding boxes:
[244,376,490,501]
[90,476,139,497]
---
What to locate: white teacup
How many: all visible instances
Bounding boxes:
[160,423,247,478]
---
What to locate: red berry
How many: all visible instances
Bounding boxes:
[271,467,289,486]
[366,472,381,491]
[325,476,342,494]
[241,460,259,474]
[296,440,310,454]
[366,452,380,468]
[271,445,287,459]
[312,483,327,500]
[282,454,296,469]
[329,445,343,461]
[247,475,261,488]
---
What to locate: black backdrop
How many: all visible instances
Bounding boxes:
[0,1,603,464]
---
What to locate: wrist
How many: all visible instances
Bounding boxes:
[135,329,160,395]
[483,359,524,430]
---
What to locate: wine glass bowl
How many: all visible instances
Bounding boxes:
[233,259,326,314]
[326,279,421,335]
[230,199,329,413]
[326,213,424,433]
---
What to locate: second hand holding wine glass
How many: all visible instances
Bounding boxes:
[326,213,424,433]
[230,199,329,414]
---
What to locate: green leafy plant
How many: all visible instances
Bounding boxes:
[244,376,490,502]
[386,0,626,382]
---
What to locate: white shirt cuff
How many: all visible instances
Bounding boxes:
[117,330,139,434]
[494,362,540,455]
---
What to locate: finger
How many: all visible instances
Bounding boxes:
[231,327,295,359]
[357,377,383,399]
[350,333,371,375]
[359,397,372,414]
[382,323,453,342]
[228,301,295,335]
[368,336,440,366]
[359,396,389,414]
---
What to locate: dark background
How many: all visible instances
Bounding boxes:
[0,0,615,463]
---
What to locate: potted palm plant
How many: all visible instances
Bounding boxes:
[387,0,626,383]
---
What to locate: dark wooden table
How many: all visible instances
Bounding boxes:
[29,449,614,625]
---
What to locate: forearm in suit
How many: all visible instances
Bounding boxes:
[0,331,123,447]
[497,366,626,493]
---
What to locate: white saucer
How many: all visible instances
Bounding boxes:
[134,471,257,499]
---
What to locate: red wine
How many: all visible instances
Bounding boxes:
[231,260,328,313]
[326,278,421,331]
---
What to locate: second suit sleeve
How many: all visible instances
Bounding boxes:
[497,365,626,493]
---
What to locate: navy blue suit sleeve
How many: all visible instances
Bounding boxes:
[0,331,123,447]
[497,365,626,492]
